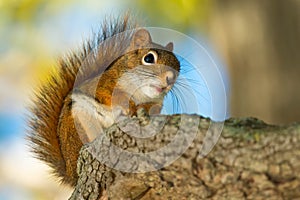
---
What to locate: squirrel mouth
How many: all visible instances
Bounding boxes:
[150,85,167,93]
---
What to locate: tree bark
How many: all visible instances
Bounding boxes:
[208,0,300,124]
[69,111,300,199]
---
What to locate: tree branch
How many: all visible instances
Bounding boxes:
[69,112,300,199]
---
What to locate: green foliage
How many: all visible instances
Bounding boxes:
[0,0,70,24]
[133,0,212,32]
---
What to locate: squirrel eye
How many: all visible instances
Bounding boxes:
[142,51,158,65]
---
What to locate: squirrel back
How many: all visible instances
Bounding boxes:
[28,14,180,186]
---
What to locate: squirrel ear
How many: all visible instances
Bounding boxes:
[165,42,173,51]
[131,28,152,48]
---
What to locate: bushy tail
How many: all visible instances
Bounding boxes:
[27,14,137,185]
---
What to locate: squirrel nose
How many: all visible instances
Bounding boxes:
[165,70,176,86]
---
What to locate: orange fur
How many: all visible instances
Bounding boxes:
[27,14,180,186]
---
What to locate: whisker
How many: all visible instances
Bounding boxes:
[172,86,189,111]
[174,79,210,103]
[168,90,179,113]
[178,65,196,74]
[177,76,206,88]
[169,90,180,113]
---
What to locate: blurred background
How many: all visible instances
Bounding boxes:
[0,0,299,199]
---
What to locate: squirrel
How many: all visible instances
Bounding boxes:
[27,14,180,187]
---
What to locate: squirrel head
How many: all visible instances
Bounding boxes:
[112,28,181,105]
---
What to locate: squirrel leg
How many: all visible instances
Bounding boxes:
[71,93,115,143]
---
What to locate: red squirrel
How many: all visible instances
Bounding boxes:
[28,15,180,186]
